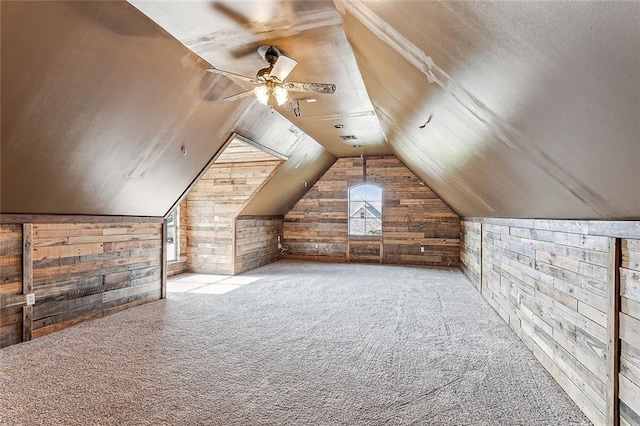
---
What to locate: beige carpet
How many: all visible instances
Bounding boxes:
[0,260,590,425]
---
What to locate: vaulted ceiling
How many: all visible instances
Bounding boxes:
[2,1,638,219]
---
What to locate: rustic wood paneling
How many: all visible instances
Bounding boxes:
[0,224,23,347]
[161,220,167,300]
[480,221,609,425]
[620,238,640,426]
[234,217,283,274]
[31,222,162,339]
[283,156,460,266]
[1,219,162,348]
[460,221,481,291]
[216,138,284,163]
[607,238,621,426]
[348,238,382,263]
[1,215,163,224]
[462,218,640,425]
[185,160,282,274]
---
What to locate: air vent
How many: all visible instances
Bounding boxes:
[339,135,357,140]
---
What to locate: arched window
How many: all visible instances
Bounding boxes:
[348,184,382,236]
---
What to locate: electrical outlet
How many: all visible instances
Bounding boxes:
[214,216,219,222]
[314,243,319,249]
[420,246,425,253]
[26,293,35,306]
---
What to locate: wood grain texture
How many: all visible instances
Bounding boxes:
[460,221,482,291]
[1,215,163,224]
[22,223,33,294]
[22,305,32,342]
[22,222,34,343]
[620,237,640,425]
[463,218,640,425]
[607,238,621,426]
[216,138,283,163]
[348,238,382,263]
[0,224,23,347]
[28,221,162,342]
[234,217,283,274]
[185,160,282,274]
[475,219,610,425]
[283,156,460,266]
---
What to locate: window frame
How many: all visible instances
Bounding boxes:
[166,207,179,262]
[348,183,383,237]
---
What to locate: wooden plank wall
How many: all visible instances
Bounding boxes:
[32,222,162,338]
[185,160,281,274]
[348,239,382,263]
[460,218,640,426]
[0,225,23,347]
[235,217,283,275]
[460,221,481,291]
[283,156,460,266]
[0,219,163,348]
[620,238,640,426]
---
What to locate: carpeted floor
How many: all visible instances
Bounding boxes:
[0,260,590,425]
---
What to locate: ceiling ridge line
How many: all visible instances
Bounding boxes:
[337,0,611,217]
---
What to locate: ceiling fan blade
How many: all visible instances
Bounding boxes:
[212,2,254,28]
[284,81,336,94]
[270,55,298,82]
[207,67,259,84]
[223,90,256,102]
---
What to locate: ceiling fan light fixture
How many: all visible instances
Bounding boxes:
[273,85,289,106]
[208,46,335,108]
[254,86,269,105]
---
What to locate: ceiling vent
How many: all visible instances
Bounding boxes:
[340,135,357,140]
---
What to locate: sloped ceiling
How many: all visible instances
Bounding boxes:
[338,1,640,219]
[0,1,334,217]
[2,1,639,219]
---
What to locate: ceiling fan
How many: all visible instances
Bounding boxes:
[206,46,336,108]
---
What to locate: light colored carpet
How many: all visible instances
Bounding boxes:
[0,260,590,425]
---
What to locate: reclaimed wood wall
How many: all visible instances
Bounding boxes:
[0,218,163,348]
[620,238,640,426]
[283,156,460,266]
[0,225,23,347]
[235,217,283,275]
[460,221,481,291]
[460,218,640,426]
[185,160,282,274]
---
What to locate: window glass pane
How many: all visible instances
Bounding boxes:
[349,201,363,216]
[366,219,382,235]
[348,184,382,236]
[166,207,178,262]
[365,185,382,201]
[349,218,366,235]
[351,185,368,199]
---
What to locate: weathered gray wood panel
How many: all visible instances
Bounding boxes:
[621,238,640,426]
[460,221,481,291]
[234,218,283,274]
[462,218,640,425]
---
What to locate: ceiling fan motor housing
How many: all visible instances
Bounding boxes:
[263,46,281,65]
